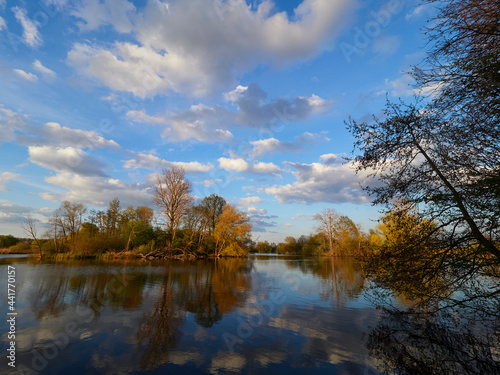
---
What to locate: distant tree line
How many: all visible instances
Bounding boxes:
[15,166,252,259]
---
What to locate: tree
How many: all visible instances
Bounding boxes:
[214,205,252,257]
[255,240,272,254]
[0,235,19,248]
[199,194,226,235]
[182,205,208,254]
[346,0,500,327]
[414,0,500,125]
[153,166,193,249]
[314,209,341,256]
[106,198,121,237]
[21,213,43,258]
[347,100,500,260]
[54,201,87,250]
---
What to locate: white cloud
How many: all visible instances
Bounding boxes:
[126,84,331,143]
[0,108,120,149]
[0,107,31,142]
[416,82,444,98]
[0,172,21,191]
[224,85,248,102]
[42,173,153,207]
[193,179,223,187]
[247,206,267,216]
[28,146,109,177]
[405,5,432,21]
[265,157,378,204]
[318,153,347,166]
[0,16,6,31]
[71,0,136,33]
[41,122,120,149]
[12,6,42,47]
[252,162,281,174]
[302,94,332,114]
[33,60,57,81]
[388,74,444,98]
[227,84,333,127]
[239,196,263,206]
[387,74,414,97]
[12,69,38,82]
[126,109,233,143]
[0,202,48,225]
[291,214,315,221]
[123,152,213,173]
[250,132,329,157]
[218,157,281,174]
[218,157,249,172]
[68,0,354,97]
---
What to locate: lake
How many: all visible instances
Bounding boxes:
[1,254,496,375]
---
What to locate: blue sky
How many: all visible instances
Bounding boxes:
[0,0,434,242]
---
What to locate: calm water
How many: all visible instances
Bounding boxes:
[0,255,399,374]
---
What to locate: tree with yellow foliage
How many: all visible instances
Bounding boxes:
[214,205,251,257]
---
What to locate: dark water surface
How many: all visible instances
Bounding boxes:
[0,255,395,374]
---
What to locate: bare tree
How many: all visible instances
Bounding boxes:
[153,166,193,249]
[21,213,43,258]
[52,201,87,251]
[314,209,341,256]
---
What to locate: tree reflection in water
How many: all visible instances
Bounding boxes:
[286,257,365,304]
[137,269,184,371]
[367,307,500,375]
[136,259,252,370]
[365,262,500,375]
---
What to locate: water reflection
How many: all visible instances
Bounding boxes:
[367,307,500,375]
[137,259,252,370]
[286,257,366,304]
[9,255,490,374]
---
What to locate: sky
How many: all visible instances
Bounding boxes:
[0,0,435,242]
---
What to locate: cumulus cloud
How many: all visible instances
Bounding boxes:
[405,4,432,21]
[250,132,329,157]
[218,157,249,172]
[226,84,333,127]
[244,206,278,233]
[68,0,354,97]
[71,0,136,33]
[193,179,224,188]
[265,155,379,204]
[28,146,109,177]
[252,162,282,174]
[33,60,57,81]
[126,84,330,143]
[123,152,213,173]
[0,172,21,191]
[388,74,444,98]
[42,173,153,207]
[387,74,415,97]
[0,107,30,142]
[0,108,120,149]
[12,6,42,47]
[318,153,347,165]
[239,196,264,206]
[218,157,281,174]
[41,122,119,149]
[0,202,49,225]
[12,69,38,82]
[126,108,233,143]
